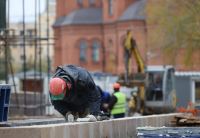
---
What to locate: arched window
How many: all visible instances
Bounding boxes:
[108,0,113,15]
[89,0,95,5]
[92,41,100,62]
[77,0,83,5]
[79,40,87,62]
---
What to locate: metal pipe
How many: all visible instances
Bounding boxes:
[38,0,43,115]
[22,0,27,114]
[7,0,9,28]
[46,0,50,82]
[4,37,8,83]
[4,0,8,83]
[0,0,6,29]
[33,0,38,116]
[46,0,51,115]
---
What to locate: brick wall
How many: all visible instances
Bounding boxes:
[54,0,148,74]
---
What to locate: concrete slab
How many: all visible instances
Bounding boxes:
[0,113,179,138]
[0,118,65,127]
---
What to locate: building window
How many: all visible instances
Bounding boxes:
[89,0,95,5]
[92,41,100,62]
[146,72,164,101]
[79,40,87,62]
[195,81,200,102]
[108,0,113,16]
[77,0,83,5]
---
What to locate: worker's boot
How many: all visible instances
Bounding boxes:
[73,112,79,121]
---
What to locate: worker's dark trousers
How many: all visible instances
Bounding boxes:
[88,86,101,116]
[89,98,101,116]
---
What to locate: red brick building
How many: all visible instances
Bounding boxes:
[53,0,148,74]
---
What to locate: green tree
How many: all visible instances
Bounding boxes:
[147,0,200,66]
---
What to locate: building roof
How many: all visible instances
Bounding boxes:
[54,0,146,27]
[53,8,102,27]
[119,0,146,21]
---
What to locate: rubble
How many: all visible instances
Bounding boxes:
[171,113,200,126]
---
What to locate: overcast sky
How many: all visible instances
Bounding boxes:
[9,0,46,23]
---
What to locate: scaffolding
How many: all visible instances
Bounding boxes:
[0,0,54,116]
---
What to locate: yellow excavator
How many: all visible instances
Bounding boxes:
[118,32,176,115]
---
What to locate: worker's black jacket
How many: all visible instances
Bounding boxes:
[51,65,100,115]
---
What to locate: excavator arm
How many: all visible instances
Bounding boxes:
[132,46,145,73]
[118,42,146,86]
[130,46,145,113]
[118,39,146,114]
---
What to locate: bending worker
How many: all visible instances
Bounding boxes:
[49,64,103,121]
[104,82,126,118]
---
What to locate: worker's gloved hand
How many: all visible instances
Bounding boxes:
[96,111,110,121]
[65,112,80,122]
[86,115,97,122]
[76,114,97,122]
[65,112,76,122]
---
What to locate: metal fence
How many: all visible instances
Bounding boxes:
[0,0,54,117]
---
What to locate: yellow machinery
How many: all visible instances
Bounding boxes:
[129,46,145,114]
[118,44,176,115]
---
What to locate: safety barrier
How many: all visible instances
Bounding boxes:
[0,113,179,138]
[0,84,11,122]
